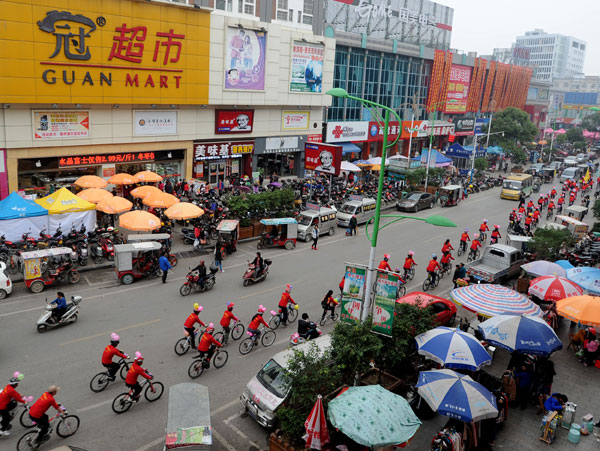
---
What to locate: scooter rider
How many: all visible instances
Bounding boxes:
[252,252,264,280]
[191,260,207,287]
[50,291,67,323]
[184,304,206,349]
[278,284,296,326]
[0,372,27,435]
[102,333,128,381]
[298,313,319,340]
[29,385,65,444]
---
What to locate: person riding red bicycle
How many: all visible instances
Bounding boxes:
[219,302,239,344]
[124,352,153,402]
[470,233,483,259]
[441,239,454,254]
[183,303,206,349]
[490,225,502,245]
[102,333,128,382]
[403,251,417,279]
[248,306,269,339]
[277,284,296,326]
[440,251,454,273]
[197,323,223,367]
[0,372,27,435]
[378,254,392,272]
[459,228,471,254]
[426,254,441,286]
[29,385,65,444]
[479,219,490,239]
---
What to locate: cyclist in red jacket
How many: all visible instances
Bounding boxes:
[426,254,441,285]
[102,333,128,381]
[441,239,454,254]
[490,225,502,244]
[248,306,269,339]
[378,254,392,272]
[183,303,206,348]
[403,251,417,279]
[29,386,64,444]
[125,352,152,402]
[459,228,471,253]
[220,302,239,344]
[0,372,27,435]
[479,219,490,234]
[197,323,223,367]
[440,251,454,272]
[278,284,296,326]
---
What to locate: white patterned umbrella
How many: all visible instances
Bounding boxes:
[521,261,567,278]
[528,275,583,302]
[450,284,542,318]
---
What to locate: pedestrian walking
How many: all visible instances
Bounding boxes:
[214,241,224,272]
[159,252,171,283]
[452,264,461,288]
[311,224,319,250]
[349,215,358,236]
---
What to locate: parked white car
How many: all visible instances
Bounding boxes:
[0,262,13,299]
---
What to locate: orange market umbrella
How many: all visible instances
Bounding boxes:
[164,202,204,220]
[119,210,161,232]
[109,173,139,185]
[77,188,113,204]
[135,170,163,183]
[556,295,600,326]
[96,196,133,214]
[142,192,180,209]
[131,185,162,199]
[74,175,108,189]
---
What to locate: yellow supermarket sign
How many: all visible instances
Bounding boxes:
[0,0,210,104]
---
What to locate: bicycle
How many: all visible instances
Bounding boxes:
[111,376,164,414]
[478,231,487,242]
[403,266,415,281]
[89,357,132,393]
[213,321,245,345]
[239,326,276,355]
[457,241,467,257]
[439,262,452,278]
[7,401,35,430]
[467,248,481,263]
[422,271,440,292]
[17,410,80,451]
[174,326,205,356]
[269,302,298,329]
[319,303,340,326]
[397,278,407,298]
[187,348,229,379]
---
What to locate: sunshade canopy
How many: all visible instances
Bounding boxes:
[142,192,179,209]
[566,267,600,295]
[557,295,600,326]
[119,211,161,231]
[74,175,108,189]
[109,173,139,185]
[131,185,162,199]
[134,170,162,183]
[164,202,204,220]
[36,188,95,214]
[450,284,542,318]
[217,219,239,231]
[77,188,113,204]
[521,260,567,278]
[96,196,133,214]
[0,192,48,219]
[528,275,583,302]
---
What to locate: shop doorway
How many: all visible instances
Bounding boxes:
[208,161,226,185]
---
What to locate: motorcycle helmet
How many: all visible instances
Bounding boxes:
[134,351,144,363]
[206,323,215,333]
[193,303,203,313]
[384,254,390,261]
[227,301,235,310]
[9,371,24,386]
[432,253,437,259]
[408,251,415,256]
[110,332,120,346]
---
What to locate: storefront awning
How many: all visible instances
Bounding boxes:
[340,142,361,155]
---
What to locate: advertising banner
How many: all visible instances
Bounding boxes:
[215,110,254,134]
[305,142,342,176]
[307,134,323,143]
[367,121,401,142]
[454,117,475,136]
[290,42,324,93]
[400,120,455,139]
[474,118,489,134]
[134,111,177,136]
[371,271,399,337]
[33,111,89,140]
[59,152,155,167]
[445,65,472,114]
[194,141,254,160]
[282,111,310,130]
[340,264,367,325]
[224,27,266,91]
[326,121,369,143]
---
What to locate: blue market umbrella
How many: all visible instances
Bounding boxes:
[416,369,498,422]
[555,260,574,271]
[415,327,491,371]
[566,267,600,295]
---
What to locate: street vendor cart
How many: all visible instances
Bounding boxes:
[21,247,80,293]
[216,219,239,258]
[257,218,298,250]
[439,185,462,207]
[165,383,212,450]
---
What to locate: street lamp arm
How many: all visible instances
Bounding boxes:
[365,214,457,241]
[345,94,403,148]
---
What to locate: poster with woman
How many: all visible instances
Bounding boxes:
[224,27,266,90]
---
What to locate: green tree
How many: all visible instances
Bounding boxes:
[484,107,538,148]
[556,134,568,145]
[530,228,575,261]
[582,113,600,132]
[474,157,488,173]
[566,127,584,145]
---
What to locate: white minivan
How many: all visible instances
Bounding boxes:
[240,335,332,428]
[560,166,583,182]
[336,198,376,227]
[297,207,337,242]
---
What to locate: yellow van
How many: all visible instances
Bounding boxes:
[501,173,533,200]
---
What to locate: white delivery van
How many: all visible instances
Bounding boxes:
[336,198,376,227]
[560,166,583,182]
[297,207,337,242]
[240,334,332,428]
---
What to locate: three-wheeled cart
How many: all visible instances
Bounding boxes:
[439,184,462,207]
[114,241,163,285]
[256,218,298,250]
[165,383,212,450]
[216,220,239,258]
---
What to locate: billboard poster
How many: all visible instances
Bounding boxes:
[454,117,475,136]
[33,111,89,140]
[326,121,370,142]
[290,42,324,93]
[305,142,342,176]
[282,111,310,130]
[224,27,266,91]
[340,265,367,325]
[371,271,399,337]
[134,111,177,136]
[445,65,472,114]
[215,110,254,134]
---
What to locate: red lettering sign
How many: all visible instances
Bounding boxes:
[58,152,155,167]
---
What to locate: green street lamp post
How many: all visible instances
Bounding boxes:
[327,88,457,321]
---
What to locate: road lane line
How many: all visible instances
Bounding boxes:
[133,436,165,451]
[59,319,161,346]
[211,398,240,416]
[223,411,263,450]
[0,305,43,318]
[77,399,112,413]
[213,427,238,451]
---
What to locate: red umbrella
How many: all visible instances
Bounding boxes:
[528,275,583,302]
[304,395,329,450]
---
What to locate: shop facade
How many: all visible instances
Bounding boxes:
[193,140,254,184]
[253,136,307,178]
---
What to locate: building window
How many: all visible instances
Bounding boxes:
[302,0,314,25]
[216,0,233,11]
[581,44,586,50]
[239,0,255,15]
[276,0,288,20]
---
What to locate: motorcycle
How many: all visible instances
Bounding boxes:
[290,322,322,346]
[242,259,272,286]
[89,238,105,264]
[77,239,88,266]
[179,266,218,296]
[36,295,82,333]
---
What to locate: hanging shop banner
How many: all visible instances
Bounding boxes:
[59,152,155,167]
[400,120,455,139]
[445,65,472,114]
[326,121,369,143]
[33,111,89,140]
[290,42,324,93]
[304,142,342,176]
[134,111,177,136]
[224,27,266,91]
[307,134,323,143]
[474,118,489,134]
[340,264,367,325]
[215,110,254,134]
[282,111,310,130]
[265,136,301,154]
[454,117,475,136]
[194,141,254,161]
[371,271,399,337]
[367,121,401,142]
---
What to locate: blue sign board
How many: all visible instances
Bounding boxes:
[474,118,489,134]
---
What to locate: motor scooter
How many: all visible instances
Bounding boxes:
[242,259,272,286]
[77,239,88,266]
[36,295,82,333]
[290,322,322,346]
[179,266,218,296]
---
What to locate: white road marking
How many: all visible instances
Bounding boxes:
[213,427,239,451]
[132,436,165,451]
[60,319,161,346]
[77,399,112,413]
[223,411,264,450]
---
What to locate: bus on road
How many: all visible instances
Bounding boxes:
[501,173,533,200]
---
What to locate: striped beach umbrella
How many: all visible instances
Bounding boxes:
[450,284,542,318]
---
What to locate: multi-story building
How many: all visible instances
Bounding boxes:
[548,76,600,127]
[515,29,586,81]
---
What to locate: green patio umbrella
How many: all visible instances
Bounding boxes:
[327,385,421,447]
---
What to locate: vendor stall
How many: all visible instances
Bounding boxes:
[36,188,96,235]
[0,192,48,241]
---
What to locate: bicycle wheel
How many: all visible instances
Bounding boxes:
[422,279,430,292]
[261,330,276,347]
[213,350,229,369]
[119,361,130,380]
[457,247,463,257]
[434,275,440,288]
[145,381,164,402]
[174,338,190,356]
[439,268,445,279]
[188,360,205,379]
[319,316,327,327]
[269,315,281,330]
[90,372,110,393]
[398,285,406,298]
[112,393,133,414]
[231,323,245,340]
[475,250,481,260]
[288,307,298,323]
[408,268,415,280]
[213,332,224,344]
[332,312,339,321]
[19,409,34,428]
[239,337,255,355]
[56,414,80,438]
[16,431,37,451]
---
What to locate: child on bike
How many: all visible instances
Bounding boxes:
[219,302,239,345]
[479,219,490,240]
[460,228,470,253]
[426,254,441,286]
[320,290,339,321]
[403,251,416,279]
[441,239,454,254]
[248,306,269,339]
[197,323,223,367]
[470,234,482,259]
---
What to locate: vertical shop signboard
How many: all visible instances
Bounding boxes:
[371,271,399,337]
[340,265,366,325]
